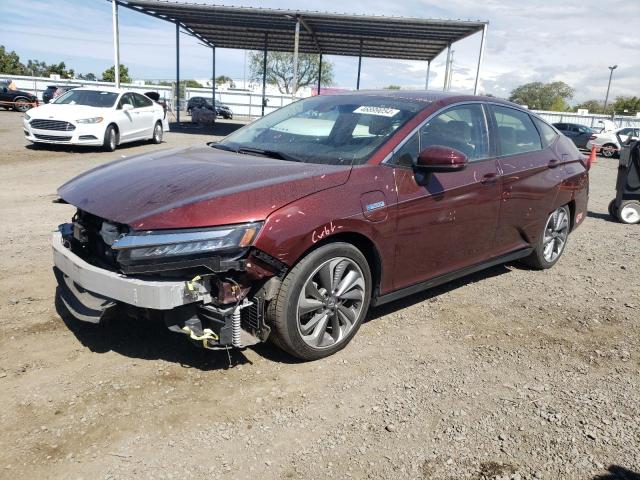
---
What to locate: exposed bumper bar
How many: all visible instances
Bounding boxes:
[52,231,211,310]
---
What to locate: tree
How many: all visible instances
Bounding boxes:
[612,96,640,116]
[101,64,131,83]
[215,75,235,88]
[77,72,97,81]
[249,52,333,94]
[0,46,25,75]
[575,100,604,114]
[384,85,401,90]
[184,79,203,88]
[508,81,574,110]
[24,59,74,78]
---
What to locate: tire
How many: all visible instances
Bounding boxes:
[521,205,571,269]
[13,97,32,112]
[102,125,118,152]
[151,121,163,144]
[608,199,617,219]
[267,242,372,361]
[617,200,640,224]
[601,143,617,158]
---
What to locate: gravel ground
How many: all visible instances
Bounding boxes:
[0,110,638,480]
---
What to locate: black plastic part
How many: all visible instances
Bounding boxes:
[241,297,271,341]
[251,249,288,275]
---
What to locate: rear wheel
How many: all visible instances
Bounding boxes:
[268,243,371,361]
[521,205,570,269]
[601,143,617,158]
[102,125,118,152]
[617,200,640,224]
[608,199,617,219]
[151,121,163,144]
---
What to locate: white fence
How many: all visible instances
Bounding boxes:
[532,110,640,129]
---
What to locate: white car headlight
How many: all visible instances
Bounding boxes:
[76,117,104,124]
[112,222,262,263]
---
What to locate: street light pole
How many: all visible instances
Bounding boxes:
[603,65,617,113]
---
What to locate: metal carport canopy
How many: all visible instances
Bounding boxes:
[119,0,486,62]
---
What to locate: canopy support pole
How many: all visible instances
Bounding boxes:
[356,39,363,90]
[211,46,216,106]
[261,33,268,117]
[425,60,431,90]
[317,53,323,95]
[292,16,300,97]
[443,43,451,91]
[111,0,120,88]
[176,22,180,123]
[473,24,488,95]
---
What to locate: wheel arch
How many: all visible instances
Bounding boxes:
[289,231,383,299]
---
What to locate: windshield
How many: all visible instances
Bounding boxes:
[54,90,118,108]
[216,95,424,165]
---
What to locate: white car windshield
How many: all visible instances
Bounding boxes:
[216,95,424,166]
[54,90,118,108]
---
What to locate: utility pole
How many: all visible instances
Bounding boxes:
[603,65,617,114]
[111,0,120,88]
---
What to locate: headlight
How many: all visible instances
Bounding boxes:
[24,113,31,121]
[76,117,103,124]
[112,222,262,263]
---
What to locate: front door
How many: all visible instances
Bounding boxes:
[390,103,501,291]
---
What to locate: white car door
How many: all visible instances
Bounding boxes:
[131,93,156,139]
[115,93,141,141]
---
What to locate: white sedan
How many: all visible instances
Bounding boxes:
[23,87,167,151]
[586,126,639,158]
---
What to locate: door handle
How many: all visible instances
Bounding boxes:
[548,159,560,168]
[481,172,498,185]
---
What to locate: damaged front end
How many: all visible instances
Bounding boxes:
[53,209,285,350]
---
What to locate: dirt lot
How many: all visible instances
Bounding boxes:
[0,109,638,480]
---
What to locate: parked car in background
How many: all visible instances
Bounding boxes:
[187,96,233,119]
[0,80,39,112]
[586,127,640,158]
[552,122,594,149]
[52,91,589,360]
[42,85,78,104]
[23,87,166,151]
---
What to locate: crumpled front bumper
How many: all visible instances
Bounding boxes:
[52,231,211,322]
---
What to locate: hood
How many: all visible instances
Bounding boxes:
[29,103,107,120]
[58,146,351,230]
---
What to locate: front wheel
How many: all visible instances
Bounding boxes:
[521,205,570,269]
[102,125,118,152]
[13,98,33,112]
[267,243,372,361]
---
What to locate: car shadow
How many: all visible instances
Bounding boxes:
[367,263,513,322]
[168,119,245,138]
[587,210,616,222]
[25,139,155,154]
[54,290,294,371]
[593,465,640,480]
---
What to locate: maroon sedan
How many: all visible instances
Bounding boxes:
[53,91,589,360]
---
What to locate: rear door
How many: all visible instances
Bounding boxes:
[390,103,501,290]
[132,93,156,138]
[489,105,564,254]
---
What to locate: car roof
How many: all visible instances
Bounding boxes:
[72,86,129,94]
[328,89,524,109]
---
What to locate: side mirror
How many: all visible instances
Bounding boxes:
[122,103,134,112]
[415,145,468,172]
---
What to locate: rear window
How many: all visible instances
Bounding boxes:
[491,105,542,155]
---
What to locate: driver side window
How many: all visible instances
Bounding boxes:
[118,93,135,109]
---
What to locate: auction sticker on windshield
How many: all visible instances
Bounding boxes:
[353,106,400,117]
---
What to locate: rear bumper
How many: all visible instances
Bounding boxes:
[52,231,211,314]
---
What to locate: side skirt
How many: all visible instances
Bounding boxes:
[371,247,533,307]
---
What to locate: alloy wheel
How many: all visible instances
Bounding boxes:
[154,123,163,142]
[296,257,365,349]
[543,207,569,263]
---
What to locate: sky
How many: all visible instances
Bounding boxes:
[1,0,638,103]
